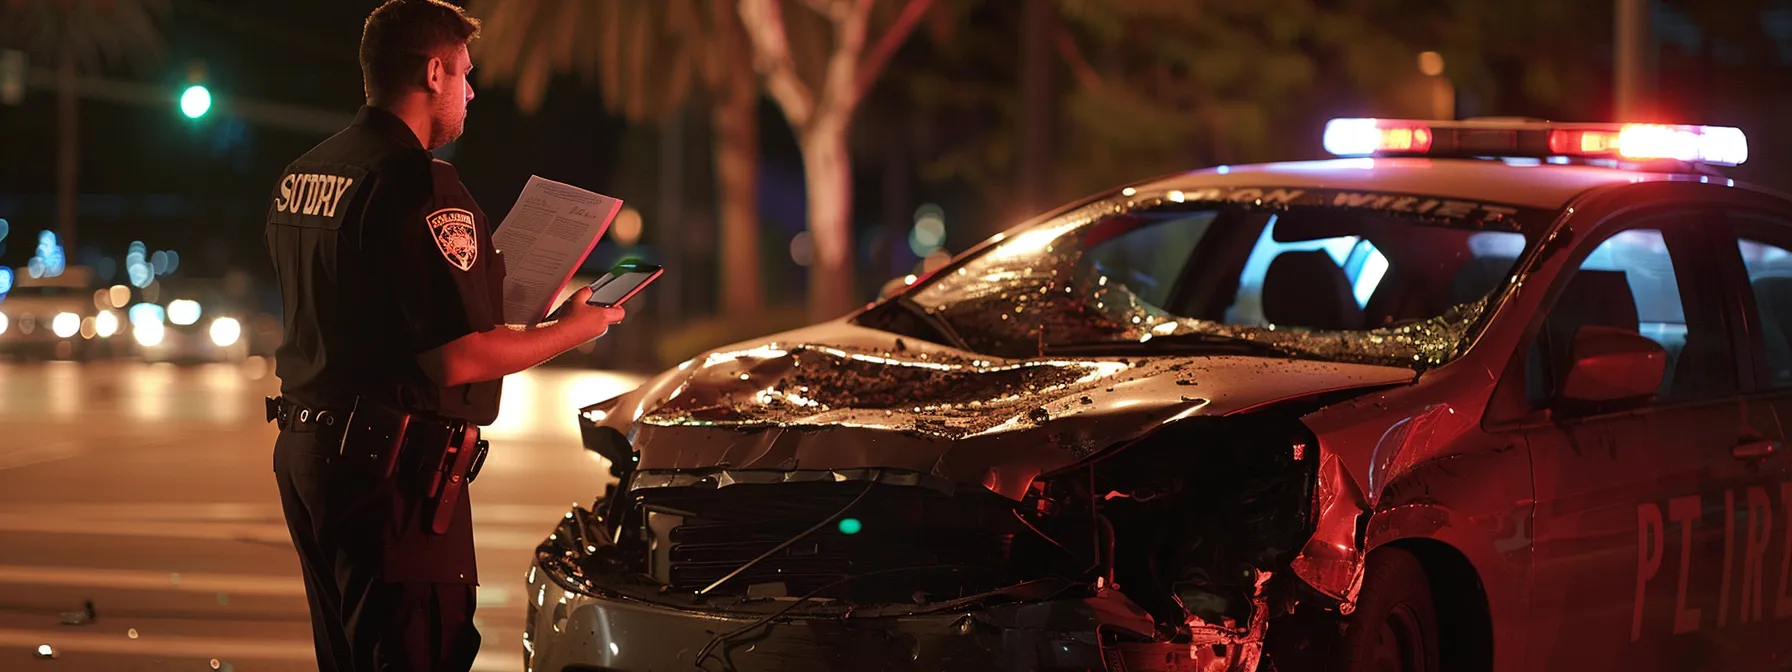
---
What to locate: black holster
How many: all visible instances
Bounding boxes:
[398,419,488,536]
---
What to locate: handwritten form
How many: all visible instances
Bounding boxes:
[491,175,623,325]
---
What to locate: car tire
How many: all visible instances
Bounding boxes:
[1331,547,1440,672]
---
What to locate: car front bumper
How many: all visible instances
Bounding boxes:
[522,505,1247,672]
[523,563,1225,672]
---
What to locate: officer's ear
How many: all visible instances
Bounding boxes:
[424,54,448,95]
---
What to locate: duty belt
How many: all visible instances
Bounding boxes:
[266,396,342,433]
[266,395,490,534]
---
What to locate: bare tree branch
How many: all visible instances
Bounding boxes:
[854,0,933,104]
[808,0,874,134]
[739,0,816,128]
[1053,24,1112,94]
[798,0,849,20]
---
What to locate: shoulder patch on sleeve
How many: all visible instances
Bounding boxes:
[426,207,479,271]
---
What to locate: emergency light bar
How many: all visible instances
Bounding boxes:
[1322,118,1749,166]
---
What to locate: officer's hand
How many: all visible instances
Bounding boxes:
[558,286,626,336]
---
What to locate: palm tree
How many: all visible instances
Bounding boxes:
[469,0,767,317]
[0,0,170,255]
[736,0,936,319]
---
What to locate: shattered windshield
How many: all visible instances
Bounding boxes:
[860,188,1540,370]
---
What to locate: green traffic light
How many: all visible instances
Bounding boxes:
[180,85,211,119]
[837,518,862,535]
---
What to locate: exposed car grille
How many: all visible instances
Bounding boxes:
[628,481,1021,603]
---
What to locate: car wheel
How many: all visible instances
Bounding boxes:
[1332,547,1440,672]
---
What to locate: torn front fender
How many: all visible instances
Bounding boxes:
[1289,453,1370,613]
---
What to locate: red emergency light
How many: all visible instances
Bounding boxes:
[1323,118,1749,167]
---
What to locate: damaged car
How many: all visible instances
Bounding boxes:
[523,118,1792,671]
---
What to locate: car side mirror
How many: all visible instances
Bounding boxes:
[1558,325,1666,405]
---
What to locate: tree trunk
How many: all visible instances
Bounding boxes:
[714,77,763,316]
[56,48,78,254]
[800,126,856,320]
[658,105,686,323]
[1017,0,1055,221]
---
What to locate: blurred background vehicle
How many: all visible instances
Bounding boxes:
[0,265,127,361]
[125,277,275,364]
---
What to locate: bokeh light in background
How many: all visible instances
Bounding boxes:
[51,312,79,338]
[108,285,131,308]
[95,310,120,338]
[133,320,165,347]
[151,250,169,275]
[611,206,643,247]
[1418,51,1445,77]
[0,267,12,296]
[126,241,153,288]
[31,230,65,278]
[922,249,952,273]
[910,204,946,257]
[210,317,241,347]
[128,302,166,327]
[180,84,211,119]
[168,299,202,326]
[0,218,9,241]
[789,231,813,267]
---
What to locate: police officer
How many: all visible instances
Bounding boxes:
[263,2,625,670]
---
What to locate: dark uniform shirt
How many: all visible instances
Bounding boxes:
[265,106,506,425]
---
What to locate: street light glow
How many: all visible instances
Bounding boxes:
[181,85,212,119]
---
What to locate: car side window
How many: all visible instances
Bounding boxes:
[1731,212,1792,388]
[1526,223,1730,408]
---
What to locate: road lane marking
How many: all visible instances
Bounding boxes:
[0,627,523,671]
[0,513,550,551]
[0,502,580,526]
[0,442,80,471]
[0,565,514,607]
[0,565,305,597]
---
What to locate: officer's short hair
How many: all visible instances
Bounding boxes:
[359,0,481,101]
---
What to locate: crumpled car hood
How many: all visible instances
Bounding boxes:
[592,320,1415,500]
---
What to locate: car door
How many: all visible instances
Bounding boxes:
[1704,206,1792,665]
[1498,208,1751,670]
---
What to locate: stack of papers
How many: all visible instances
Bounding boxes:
[490,175,624,325]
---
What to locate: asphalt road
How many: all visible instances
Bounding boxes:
[0,360,645,671]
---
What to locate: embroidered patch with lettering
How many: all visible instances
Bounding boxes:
[426,208,479,271]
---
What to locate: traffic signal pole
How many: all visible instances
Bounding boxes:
[21,66,349,136]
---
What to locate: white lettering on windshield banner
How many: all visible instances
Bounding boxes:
[1153,187,1529,226]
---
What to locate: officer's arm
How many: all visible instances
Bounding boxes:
[416,289,622,387]
[391,160,626,388]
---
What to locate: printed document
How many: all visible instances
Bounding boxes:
[492,175,623,325]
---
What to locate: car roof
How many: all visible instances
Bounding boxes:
[1130,157,1756,211]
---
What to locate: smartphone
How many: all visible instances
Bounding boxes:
[584,261,664,307]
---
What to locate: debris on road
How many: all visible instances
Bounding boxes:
[59,599,96,625]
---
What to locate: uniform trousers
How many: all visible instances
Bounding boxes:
[273,429,481,671]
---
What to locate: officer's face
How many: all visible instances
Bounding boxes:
[427,44,475,149]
